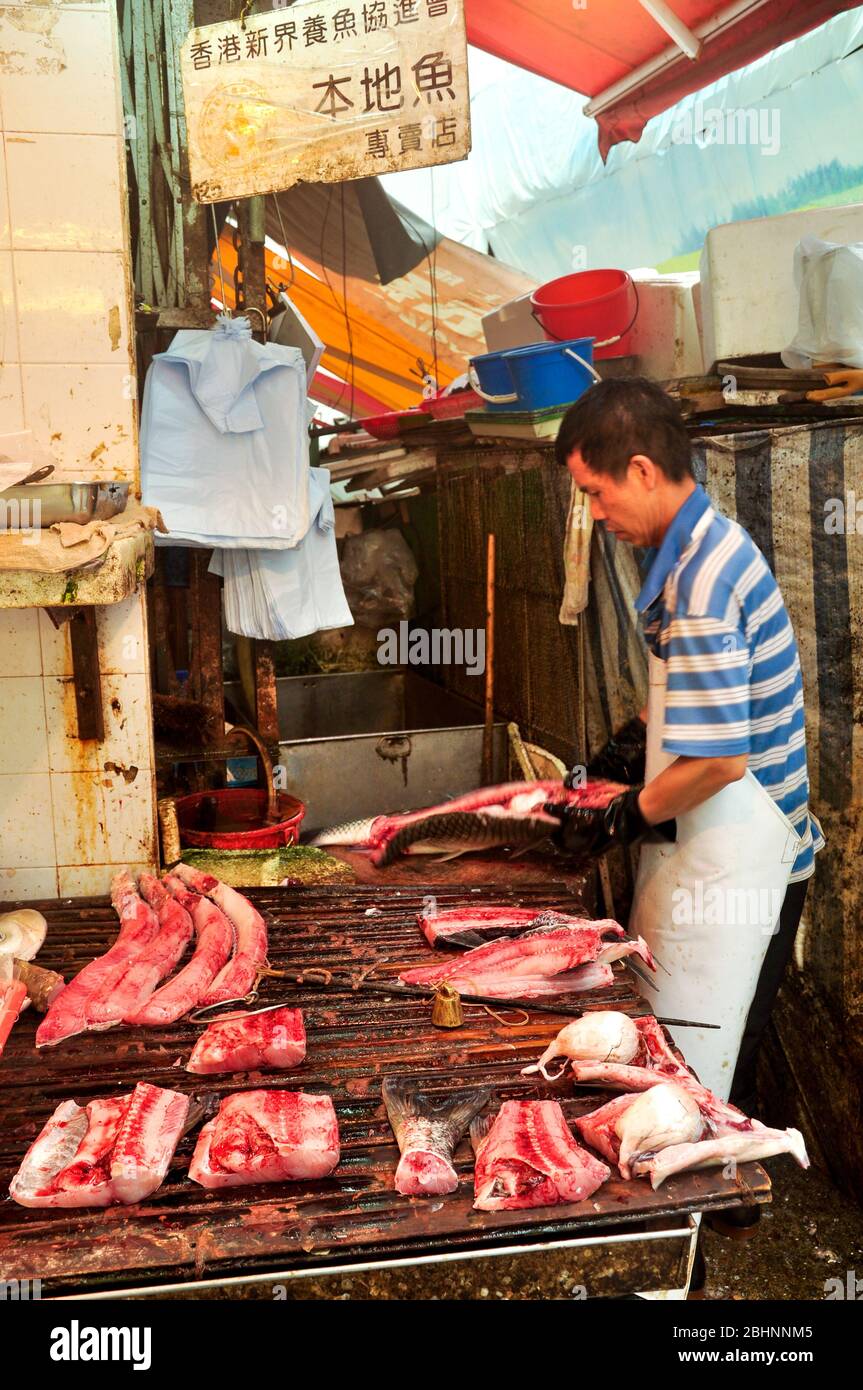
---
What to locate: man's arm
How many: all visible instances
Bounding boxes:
[638,753,748,825]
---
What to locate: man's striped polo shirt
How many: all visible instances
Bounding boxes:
[636,483,823,882]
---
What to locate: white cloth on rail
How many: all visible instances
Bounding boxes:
[141,315,310,549]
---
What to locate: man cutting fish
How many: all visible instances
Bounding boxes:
[549,379,822,1152]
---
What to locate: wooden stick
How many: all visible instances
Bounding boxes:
[482,533,496,783]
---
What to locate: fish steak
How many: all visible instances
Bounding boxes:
[473,1100,610,1211]
[188,1090,340,1188]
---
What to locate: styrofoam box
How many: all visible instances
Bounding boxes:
[629,271,703,380]
[482,291,546,353]
[700,202,863,368]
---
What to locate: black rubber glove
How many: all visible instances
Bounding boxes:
[565,715,647,789]
[546,786,675,862]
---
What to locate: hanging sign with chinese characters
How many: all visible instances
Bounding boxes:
[181,0,470,202]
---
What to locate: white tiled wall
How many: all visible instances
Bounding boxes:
[0,2,157,901]
[0,0,136,482]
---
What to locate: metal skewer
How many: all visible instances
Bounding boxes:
[189,967,719,1029]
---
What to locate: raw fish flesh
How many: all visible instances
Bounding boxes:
[110,1083,192,1203]
[173,863,268,1004]
[36,872,160,1047]
[400,920,653,999]
[418,904,561,950]
[0,978,27,1062]
[632,1126,810,1189]
[187,1006,306,1075]
[382,1077,491,1196]
[126,877,233,1026]
[86,874,194,1028]
[609,1084,704,1179]
[9,1083,189,1208]
[473,1100,610,1211]
[188,1090,340,1188]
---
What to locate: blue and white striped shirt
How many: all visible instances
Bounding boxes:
[636,484,823,882]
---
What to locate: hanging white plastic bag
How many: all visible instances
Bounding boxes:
[782,237,863,370]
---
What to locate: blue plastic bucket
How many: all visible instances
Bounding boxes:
[469,337,598,413]
[506,337,597,411]
[468,349,521,413]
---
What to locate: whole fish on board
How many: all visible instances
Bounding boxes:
[375,809,557,867]
[309,778,627,860]
[382,1077,492,1197]
[473,1100,611,1211]
[35,872,160,1048]
[400,920,655,1000]
[9,1083,190,1209]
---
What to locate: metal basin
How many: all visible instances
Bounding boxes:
[224,671,507,833]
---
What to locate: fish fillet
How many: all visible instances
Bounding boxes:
[382,1077,491,1196]
[126,878,233,1027]
[186,1006,306,1075]
[173,863,268,1004]
[0,977,27,1062]
[86,874,194,1028]
[9,1084,188,1208]
[473,1100,610,1211]
[188,1090,340,1188]
[418,905,559,950]
[36,871,160,1048]
[400,919,647,998]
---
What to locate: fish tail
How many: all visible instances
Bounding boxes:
[383,1078,492,1134]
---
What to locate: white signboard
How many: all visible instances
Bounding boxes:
[181,0,470,203]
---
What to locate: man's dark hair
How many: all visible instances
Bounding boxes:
[554,377,694,482]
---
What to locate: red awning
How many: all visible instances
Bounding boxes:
[466,0,861,157]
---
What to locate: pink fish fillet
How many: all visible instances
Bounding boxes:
[186,1007,306,1075]
[399,920,644,998]
[173,863,268,1004]
[86,874,194,1028]
[110,1082,190,1202]
[0,978,27,1061]
[473,1100,610,1211]
[36,871,160,1047]
[188,1090,340,1188]
[9,1084,189,1208]
[632,1126,810,1190]
[126,877,233,1026]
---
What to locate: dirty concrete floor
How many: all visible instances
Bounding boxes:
[700,1159,863,1301]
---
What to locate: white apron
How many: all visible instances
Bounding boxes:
[629,652,800,1099]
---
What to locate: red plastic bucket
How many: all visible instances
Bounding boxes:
[174,788,305,850]
[530,269,638,360]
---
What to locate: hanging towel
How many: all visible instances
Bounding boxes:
[558,478,594,624]
[211,468,354,641]
[141,315,310,549]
